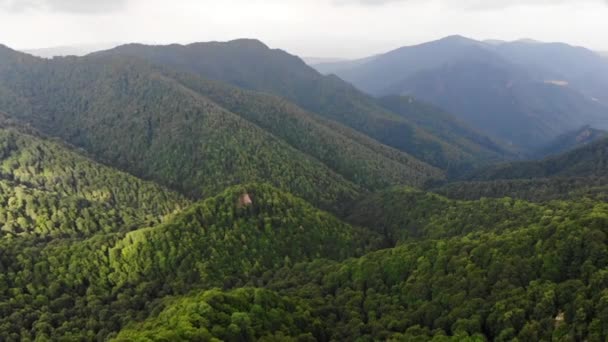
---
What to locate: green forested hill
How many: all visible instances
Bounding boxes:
[0,117,187,239]
[0,40,606,342]
[534,126,608,158]
[430,137,608,202]
[378,95,511,172]
[167,72,443,190]
[0,45,448,213]
[99,40,509,169]
[110,188,608,341]
[432,176,608,203]
[0,183,381,340]
[266,195,608,341]
[468,137,608,181]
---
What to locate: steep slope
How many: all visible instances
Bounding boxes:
[468,137,608,181]
[315,36,608,150]
[98,40,505,169]
[391,60,608,148]
[0,46,379,211]
[266,194,608,341]
[534,126,608,157]
[0,183,382,340]
[492,40,608,104]
[115,188,608,341]
[314,35,495,95]
[378,95,510,169]
[0,114,187,239]
[167,72,443,190]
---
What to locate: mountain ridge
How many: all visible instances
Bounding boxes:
[97,39,510,168]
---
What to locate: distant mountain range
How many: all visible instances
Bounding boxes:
[22,42,120,58]
[98,39,508,170]
[302,56,347,65]
[314,36,608,150]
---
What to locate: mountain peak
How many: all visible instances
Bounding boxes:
[436,35,479,45]
[226,38,269,49]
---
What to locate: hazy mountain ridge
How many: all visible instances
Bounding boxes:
[534,126,608,157]
[98,39,510,169]
[315,36,608,150]
[467,136,608,181]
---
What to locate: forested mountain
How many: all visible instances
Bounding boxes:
[313,35,493,96]
[378,95,510,170]
[1,36,608,342]
[491,40,608,104]
[111,188,608,341]
[432,176,608,203]
[0,183,382,340]
[0,44,449,213]
[431,137,608,202]
[390,60,608,148]
[98,40,509,169]
[0,113,188,239]
[534,126,608,157]
[315,36,608,150]
[468,137,608,181]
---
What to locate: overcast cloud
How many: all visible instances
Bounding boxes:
[1,0,607,58]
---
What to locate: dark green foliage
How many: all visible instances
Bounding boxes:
[109,189,608,341]
[0,183,381,340]
[0,50,368,212]
[469,137,608,181]
[171,73,443,190]
[346,187,545,244]
[100,40,503,169]
[107,183,382,290]
[0,40,606,342]
[432,177,608,202]
[263,190,608,341]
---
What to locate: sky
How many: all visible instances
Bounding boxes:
[1,0,607,58]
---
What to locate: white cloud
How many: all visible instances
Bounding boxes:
[0,0,607,57]
[0,0,127,13]
[334,0,607,8]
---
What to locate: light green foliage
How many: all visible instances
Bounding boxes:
[0,183,381,340]
[0,126,187,239]
[114,288,319,342]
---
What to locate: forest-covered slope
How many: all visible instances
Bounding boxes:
[0,183,381,340]
[0,45,450,213]
[110,188,608,341]
[430,137,608,202]
[533,126,608,158]
[378,95,510,171]
[0,38,606,342]
[468,137,608,181]
[99,40,509,169]
[0,115,187,239]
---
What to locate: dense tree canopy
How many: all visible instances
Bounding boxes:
[0,42,606,342]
